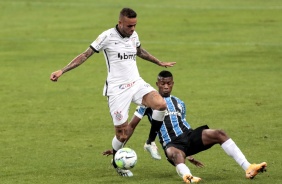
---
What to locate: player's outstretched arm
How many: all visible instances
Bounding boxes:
[126,115,142,141]
[136,46,176,68]
[102,149,113,156]
[187,156,204,168]
[50,47,95,82]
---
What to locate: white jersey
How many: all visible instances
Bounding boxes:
[90,25,141,96]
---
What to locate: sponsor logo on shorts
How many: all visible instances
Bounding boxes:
[119,82,135,90]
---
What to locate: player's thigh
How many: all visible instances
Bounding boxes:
[132,79,157,106]
[186,125,213,155]
[202,129,229,145]
[141,91,166,110]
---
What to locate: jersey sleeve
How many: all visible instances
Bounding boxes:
[134,32,141,48]
[182,101,186,119]
[134,105,147,119]
[90,31,109,53]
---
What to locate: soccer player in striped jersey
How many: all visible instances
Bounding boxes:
[50,8,176,177]
[104,70,267,183]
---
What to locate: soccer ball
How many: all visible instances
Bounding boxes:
[114,147,137,169]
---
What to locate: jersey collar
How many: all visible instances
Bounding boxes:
[115,24,128,38]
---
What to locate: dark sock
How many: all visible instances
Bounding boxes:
[112,149,118,168]
[147,119,163,144]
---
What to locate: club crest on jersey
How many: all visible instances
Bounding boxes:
[131,38,136,47]
[177,104,183,112]
[114,111,123,121]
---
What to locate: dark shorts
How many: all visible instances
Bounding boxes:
[164,125,213,165]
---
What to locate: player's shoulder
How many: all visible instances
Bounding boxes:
[171,95,185,104]
[99,27,117,37]
[129,31,139,40]
[94,27,122,45]
[132,31,139,37]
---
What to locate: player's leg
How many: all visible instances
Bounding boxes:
[142,90,166,127]
[166,146,201,183]
[133,81,165,160]
[142,91,165,159]
[202,128,251,170]
[111,122,134,177]
[113,122,129,155]
[201,129,229,145]
[144,120,161,160]
[202,128,267,179]
[108,94,133,177]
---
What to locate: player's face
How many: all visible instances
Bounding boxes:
[118,16,137,37]
[156,77,174,97]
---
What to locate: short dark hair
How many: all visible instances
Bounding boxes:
[158,70,173,78]
[120,8,137,18]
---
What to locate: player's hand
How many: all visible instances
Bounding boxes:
[187,156,204,168]
[50,70,63,82]
[102,149,113,156]
[159,61,176,68]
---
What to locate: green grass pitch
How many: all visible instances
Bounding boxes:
[0,0,281,183]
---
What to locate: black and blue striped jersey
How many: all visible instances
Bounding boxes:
[134,95,191,147]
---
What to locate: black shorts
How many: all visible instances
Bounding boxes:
[164,125,213,165]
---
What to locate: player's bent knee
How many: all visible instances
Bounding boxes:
[115,122,129,142]
[216,129,227,136]
[158,99,167,111]
[166,147,185,165]
[155,95,167,110]
[171,152,185,165]
[144,91,167,110]
[115,131,128,142]
[215,129,229,141]
[153,99,166,111]
[118,136,128,142]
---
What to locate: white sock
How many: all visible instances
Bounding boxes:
[221,138,251,170]
[112,136,123,151]
[152,110,166,121]
[176,163,191,178]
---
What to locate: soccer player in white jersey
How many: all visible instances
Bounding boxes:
[50,8,176,177]
[104,70,267,183]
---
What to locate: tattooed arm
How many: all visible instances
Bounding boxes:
[50,47,95,82]
[136,46,176,68]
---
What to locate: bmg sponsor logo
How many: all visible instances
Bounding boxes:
[118,53,136,60]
